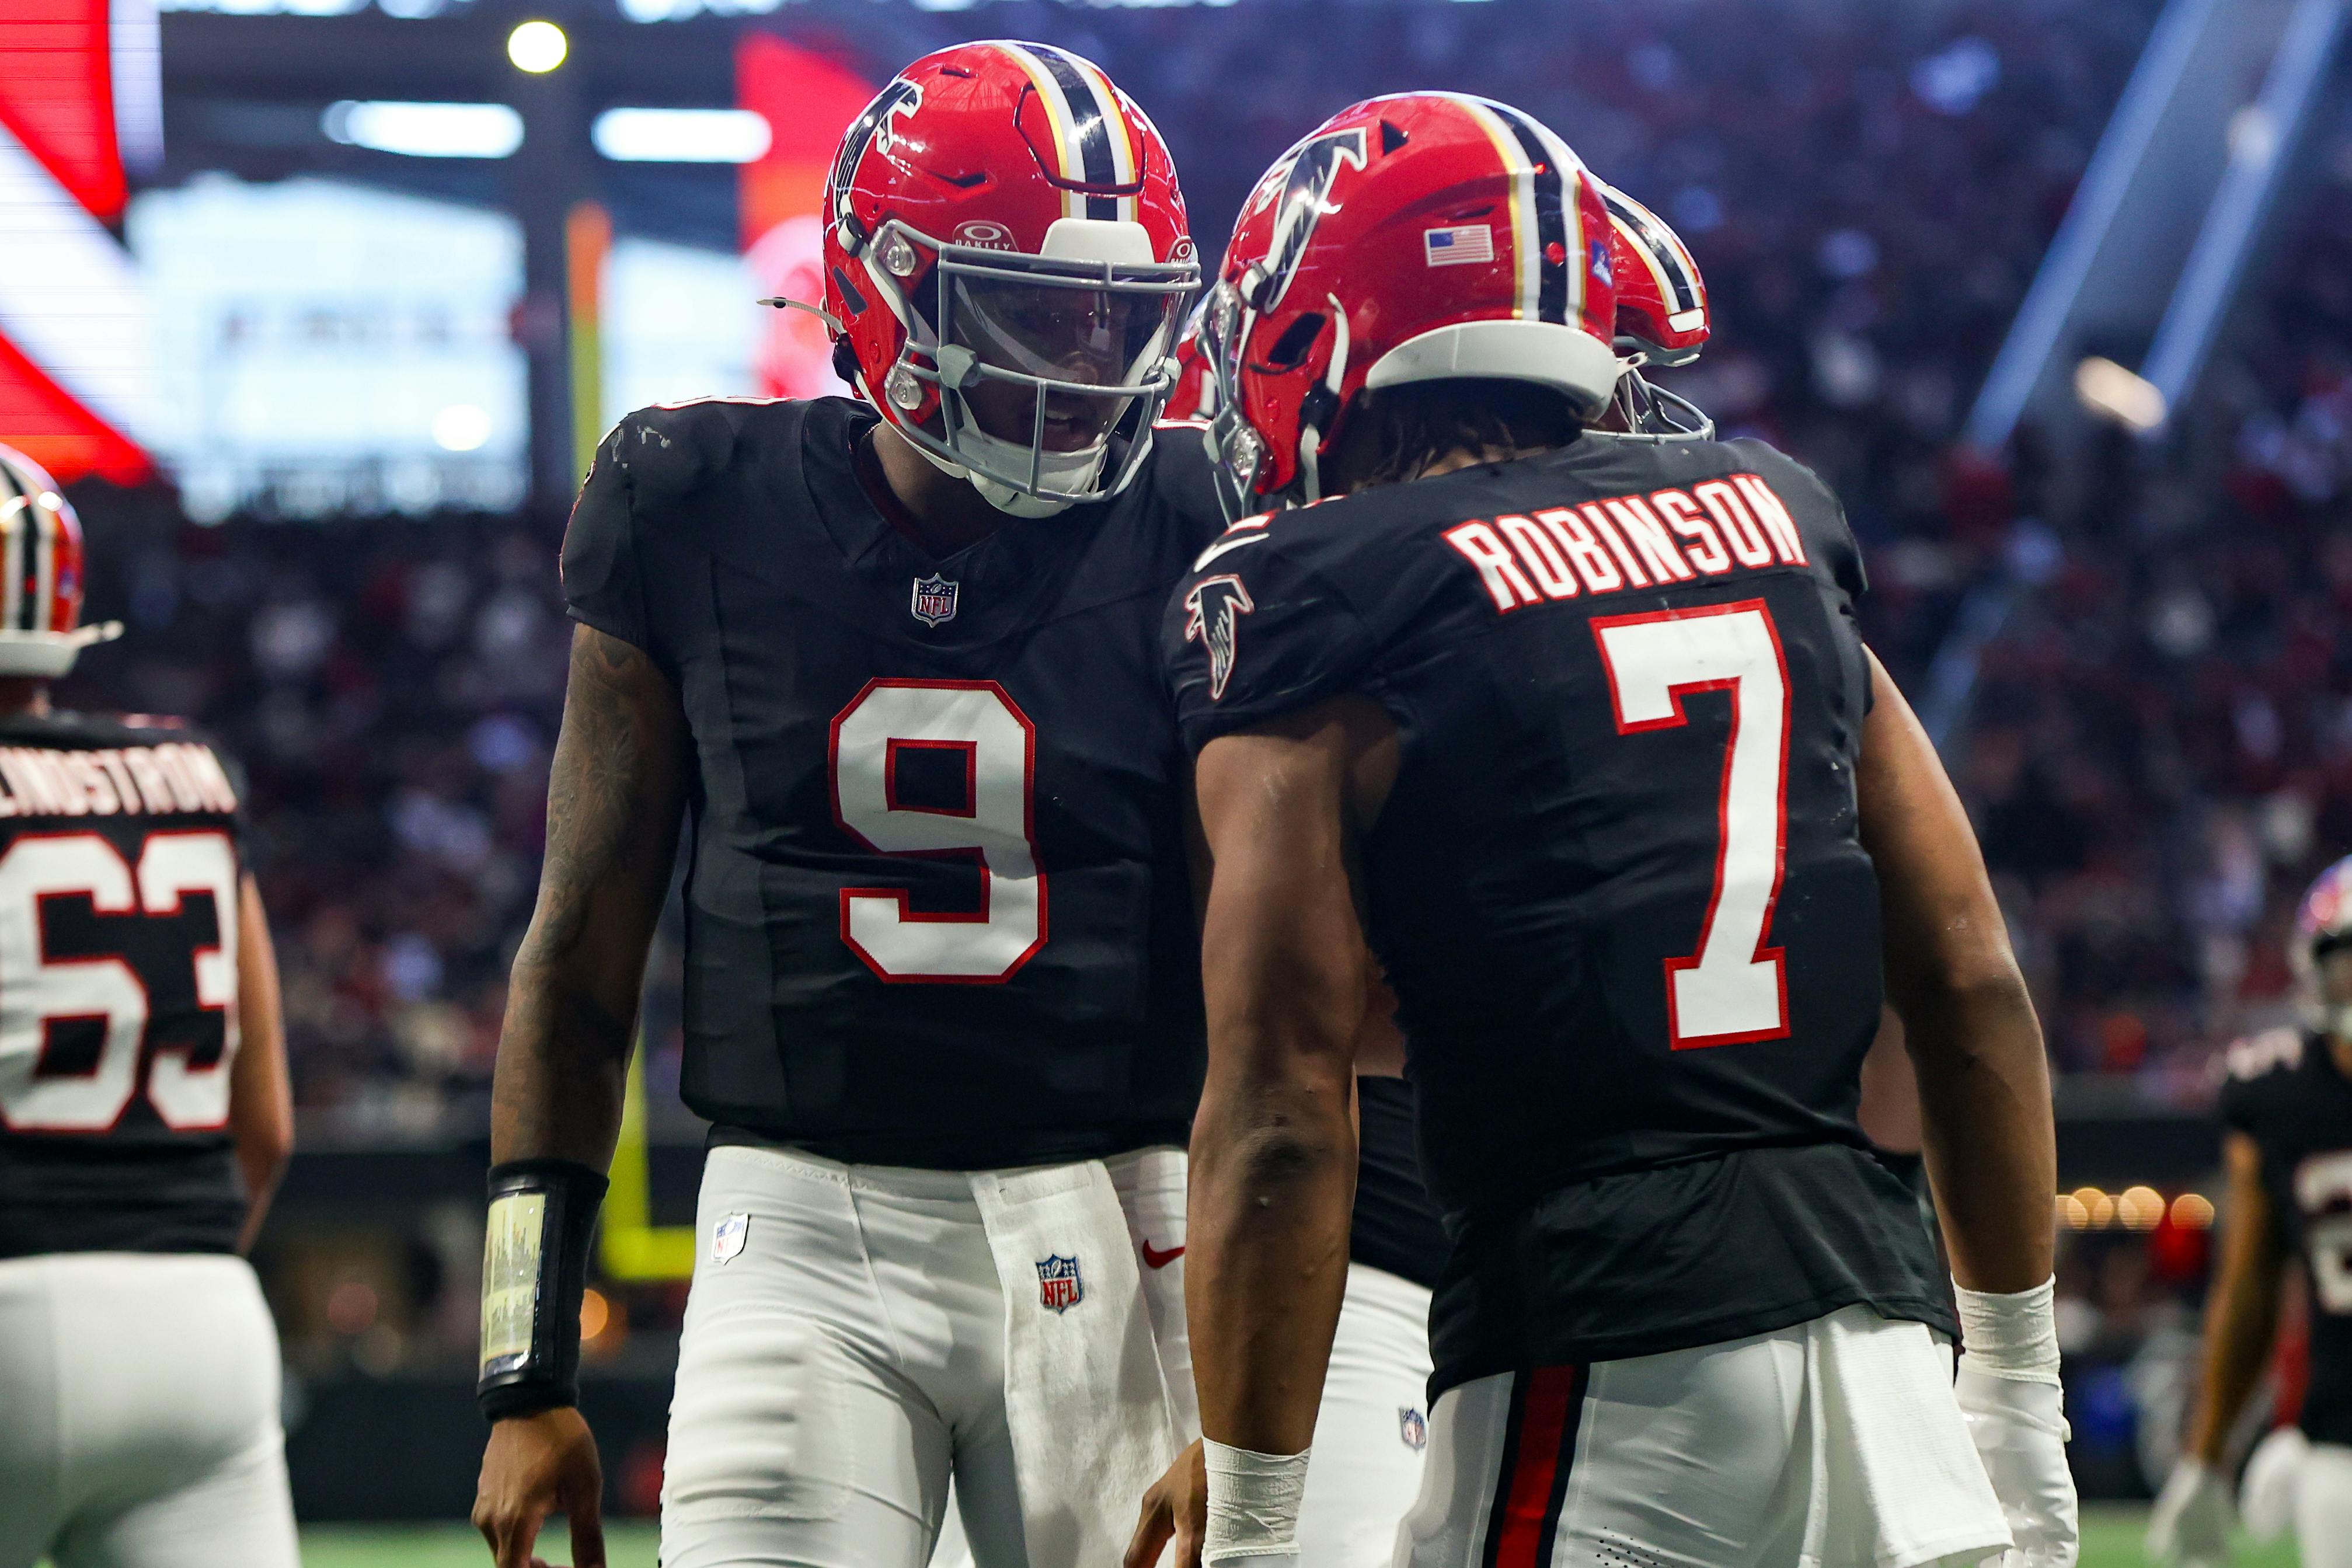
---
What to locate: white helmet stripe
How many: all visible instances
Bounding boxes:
[0,470,24,635]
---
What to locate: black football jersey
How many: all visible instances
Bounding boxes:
[1165,433,1950,1393]
[1353,1074,1447,1290]
[563,398,1222,1168]
[0,711,253,1258]
[2219,1027,2352,1445]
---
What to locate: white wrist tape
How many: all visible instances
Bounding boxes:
[1953,1274,2061,1385]
[1202,1438,1312,1564]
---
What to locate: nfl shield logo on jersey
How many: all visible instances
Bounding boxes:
[911,573,960,627]
[1036,1254,1083,1313]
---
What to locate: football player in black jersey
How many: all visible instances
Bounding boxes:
[0,445,299,1568]
[471,43,1230,1568]
[2149,858,2352,1568]
[1133,93,2077,1568]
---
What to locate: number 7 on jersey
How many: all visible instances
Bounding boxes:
[1593,600,1792,1048]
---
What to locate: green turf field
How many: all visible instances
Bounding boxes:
[283,1506,2299,1566]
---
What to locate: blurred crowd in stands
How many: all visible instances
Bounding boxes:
[69,0,2352,1127]
[1956,132,2352,1090]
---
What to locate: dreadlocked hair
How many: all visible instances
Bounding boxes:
[1341,379,1586,489]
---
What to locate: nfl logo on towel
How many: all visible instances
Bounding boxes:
[712,1212,749,1265]
[911,573,959,627]
[1424,224,1494,267]
[1036,1254,1083,1313]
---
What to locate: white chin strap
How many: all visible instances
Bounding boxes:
[911,424,1109,520]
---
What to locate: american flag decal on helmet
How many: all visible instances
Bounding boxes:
[1183,574,1255,702]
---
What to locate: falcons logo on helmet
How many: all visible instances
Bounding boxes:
[1246,127,1368,312]
[1183,574,1256,702]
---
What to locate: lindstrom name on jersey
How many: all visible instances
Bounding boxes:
[0,740,238,820]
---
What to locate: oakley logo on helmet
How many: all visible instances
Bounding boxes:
[953,219,1018,252]
[1182,574,1255,702]
[1246,127,1368,312]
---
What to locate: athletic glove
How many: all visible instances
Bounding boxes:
[2145,1457,2232,1567]
[2237,1427,2308,1543]
[1954,1277,2079,1568]
[1955,1365,2079,1567]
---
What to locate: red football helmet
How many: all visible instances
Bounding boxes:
[1593,177,1715,439]
[1199,92,1624,518]
[813,42,1198,517]
[0,444,119,678]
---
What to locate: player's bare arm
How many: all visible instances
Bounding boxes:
[229,873,292,1255]
[1858,647,2076,1563]
[475,622,688,1568]
[1133,696,1392,1568]
[1856,648,2054,1291]
[489,623,688,1167]
[2186,1131,2286,1464]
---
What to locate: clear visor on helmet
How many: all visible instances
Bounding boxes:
[892,232,1196,507]
[945,274,1179,457]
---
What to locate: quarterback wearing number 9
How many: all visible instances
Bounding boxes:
[469,41,1228,1568]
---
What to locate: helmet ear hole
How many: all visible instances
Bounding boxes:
[1265,313,1326,371]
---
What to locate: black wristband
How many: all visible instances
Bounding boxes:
[477,1158,608,1424]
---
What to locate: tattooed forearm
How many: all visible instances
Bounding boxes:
[489,624,689,1166]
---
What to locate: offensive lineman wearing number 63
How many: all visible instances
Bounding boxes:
[0,444,301,1568]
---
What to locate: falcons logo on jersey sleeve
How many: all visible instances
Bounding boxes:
[1183,575,1255,702]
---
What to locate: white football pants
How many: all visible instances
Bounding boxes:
[2302,1442,2352,1568]
[0,1251,298,1568]
[660,1142,1192,1568]
[1299,1262,1437,1567]
[1397,1305,2012,1568]
[932,1259,1435,1568]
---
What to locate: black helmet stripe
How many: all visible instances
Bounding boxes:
[1487,104,1570,327]
[1032,46,1120,220]
[1600,187,1701,315]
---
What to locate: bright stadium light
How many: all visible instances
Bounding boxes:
[432,404,493,452]
[507,19,569,74]
[322,102,524,159]
[2074,356,2166,433]
[593,109,773,164]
